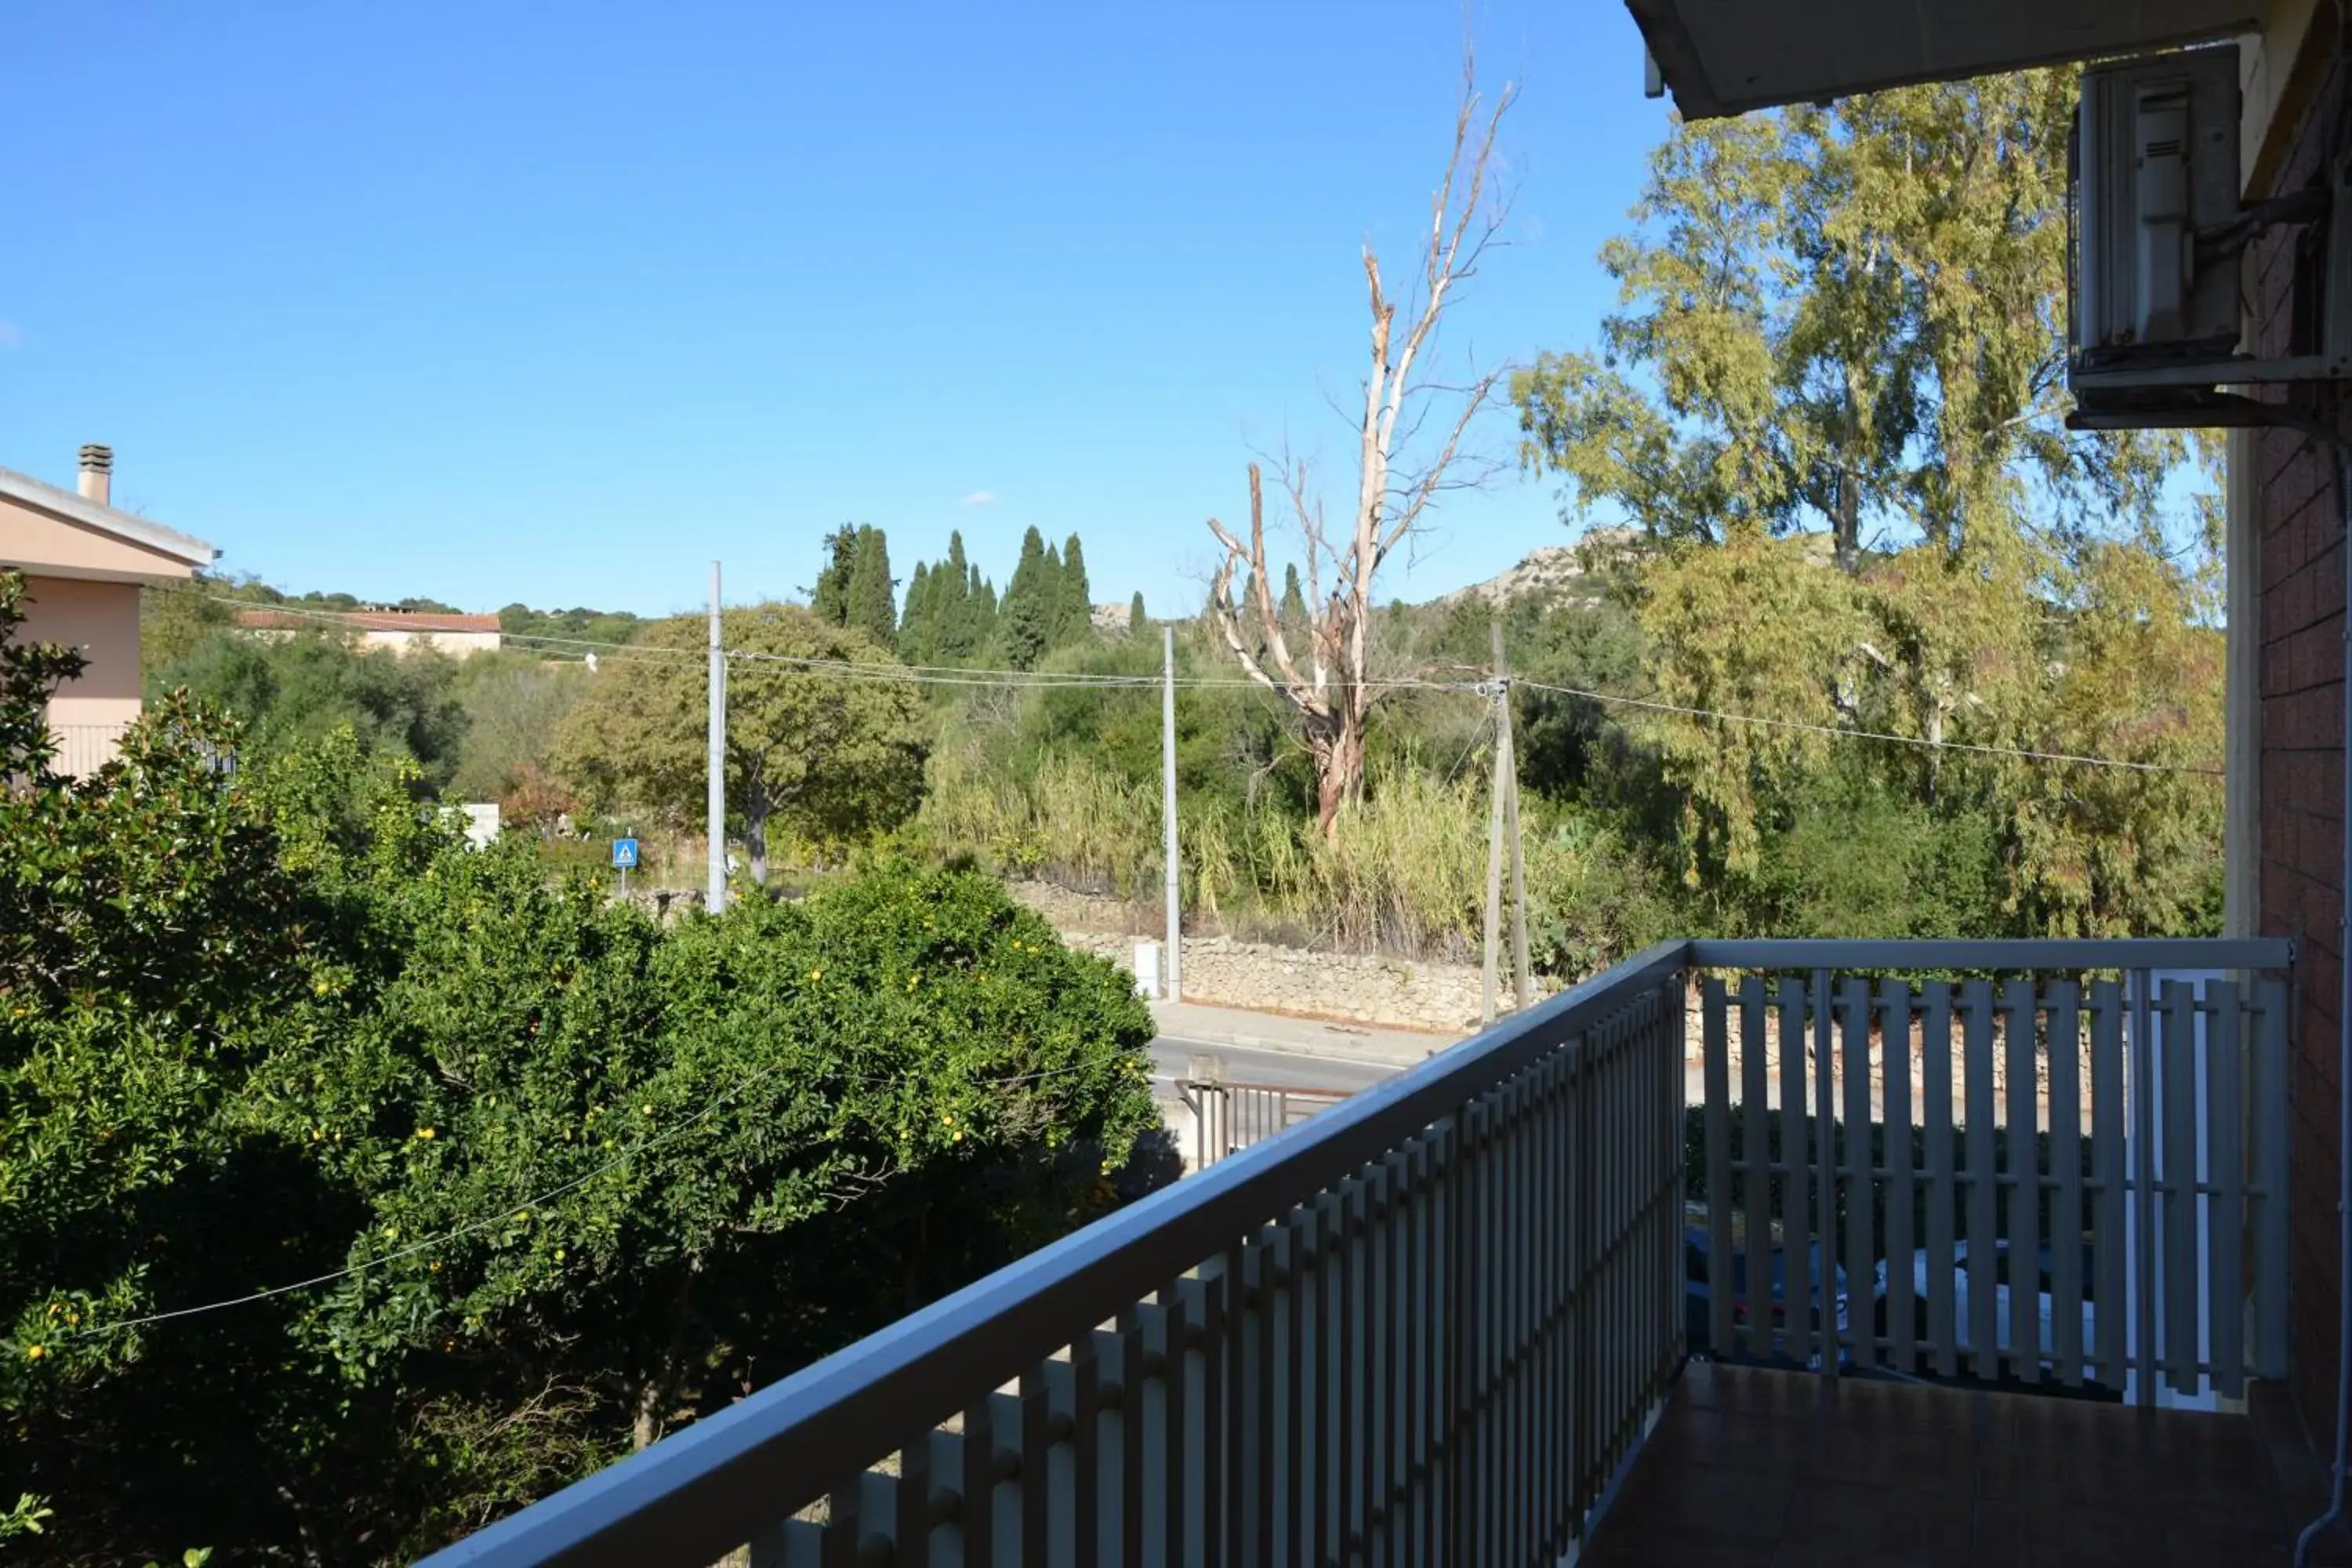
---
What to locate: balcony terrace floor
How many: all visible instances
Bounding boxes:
[1581,1360,2350,1567]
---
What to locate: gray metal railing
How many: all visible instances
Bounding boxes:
[1178,1077,1348,1168]
[421,943,1692,1568]
[1688,938,2293,1403]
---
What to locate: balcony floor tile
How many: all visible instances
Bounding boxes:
[1581,1363,2345,1568]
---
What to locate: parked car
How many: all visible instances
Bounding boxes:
[1875,1240,2107,1388]
[1684,1228,1849,1367]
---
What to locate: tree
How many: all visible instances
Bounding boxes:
[154,626,469,790]
[1508,71,2221,935]
[449,652,589,805]
[2,601,1164,1558]
[1512,71,2181,569]
[1205,54,1513,834]
[1055,534,1094,645]
[845,526,897,652]
[999,527,1058,670]
[1129,590,1147,637]
[899,561,932,660]
[1278,564,1308,636]
[810,526,858,625]
[554,605,926,882]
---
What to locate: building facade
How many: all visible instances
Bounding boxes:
[0,445,218,775]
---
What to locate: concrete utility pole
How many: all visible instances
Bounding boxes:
[707,561,727,915]
[1501,635,1531,1013]
[1482,619,1507,1025]
[1163,625,1182,1001]
[1481,618,1531,1022]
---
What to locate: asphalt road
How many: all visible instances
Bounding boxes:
[1146,1035,1406,1097]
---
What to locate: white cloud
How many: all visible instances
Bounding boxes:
[960,490,997,507]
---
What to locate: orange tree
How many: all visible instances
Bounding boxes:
[0,573,1163,1563]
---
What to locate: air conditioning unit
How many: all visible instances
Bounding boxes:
[2075,46,2241,364]
[2069,40,2352,423]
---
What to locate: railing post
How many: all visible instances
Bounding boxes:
[2131,967,2158,1407]
[1813,967,1838,1379]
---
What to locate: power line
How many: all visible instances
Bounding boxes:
[1513,677,2222,779]
[209,594,1461,695]
[49,1050,1131,1345]
[204,594,2217,773]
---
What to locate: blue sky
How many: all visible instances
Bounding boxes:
[0,3,1675,619]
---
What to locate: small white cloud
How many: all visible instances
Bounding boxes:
[0,322,20,350]
[960,490,997,507]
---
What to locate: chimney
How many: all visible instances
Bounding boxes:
[77,445,112,506]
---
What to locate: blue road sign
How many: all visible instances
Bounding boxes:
[612,837,640,869]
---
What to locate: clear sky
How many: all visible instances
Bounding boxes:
[1,3,1675,619]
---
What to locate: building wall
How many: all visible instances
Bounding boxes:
[355,627,502,658]
[2249,0,2350,1445]
[17,572,143,775]
[0,490,202,583]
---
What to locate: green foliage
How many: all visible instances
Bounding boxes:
[151,626,469,790]
[448,652,589,806]
[139,576,233,680]
[554,604,926,879]
[1509,68,2224,943]
[809,525,858,626]
[495,602,644,649]
[998,526,1058,670]
[846,526,898,652]
[1130,590,1147,636]
[898,532,995,666]
[1056,534,1094,645]
[0,582,1163,1560]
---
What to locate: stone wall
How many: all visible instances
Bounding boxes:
[1010,881,1550,1034]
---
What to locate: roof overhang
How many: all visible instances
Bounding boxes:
[1628,0,2260,120]
[0,465,218,583]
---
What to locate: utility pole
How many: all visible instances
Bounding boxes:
[1163,625,1182,1001]
[707,561,726,916]
[1501,632,1531,1012]
[1482,618,1507,1025]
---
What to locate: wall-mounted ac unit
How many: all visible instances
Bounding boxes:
[2069,40,2352,426]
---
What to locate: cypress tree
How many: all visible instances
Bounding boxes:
[900,561,931,661]
[1000,526,1054,670]
[811,525,858,624]
[1130,590,1147,637]
[845,526,896,651]
[1279,564,1308,633]
[1056,533,1094,644]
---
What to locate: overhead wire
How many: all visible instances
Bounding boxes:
[49,1044,1133,1345]
[205,593,2221,775]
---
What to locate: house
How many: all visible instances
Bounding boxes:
[231,604,503,657]
[0,445,218,776]
[427,9,2352,1566]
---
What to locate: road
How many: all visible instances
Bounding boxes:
[1147,1035,1406,1098]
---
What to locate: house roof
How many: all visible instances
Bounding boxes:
[235,608,503,634]
[0,464,219,571]
[1624,0,2256,120]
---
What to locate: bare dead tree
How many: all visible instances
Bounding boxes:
[1206,49,1514,836]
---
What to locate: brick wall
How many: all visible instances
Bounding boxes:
[2252,40,2352,1444]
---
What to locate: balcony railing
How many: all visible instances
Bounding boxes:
[1177,1075,1348,1169]
[49,720,131,778]
[423,936,2292,1568]
[1687,940,2292,1402]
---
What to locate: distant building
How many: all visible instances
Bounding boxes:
[234,605,503,658]
[0,444,220,776]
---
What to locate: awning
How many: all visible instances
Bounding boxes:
[1627,0,2258,119]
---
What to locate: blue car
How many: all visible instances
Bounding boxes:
[1684,1227,1850,1367]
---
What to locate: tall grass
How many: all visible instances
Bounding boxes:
[911,746,1661,970]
